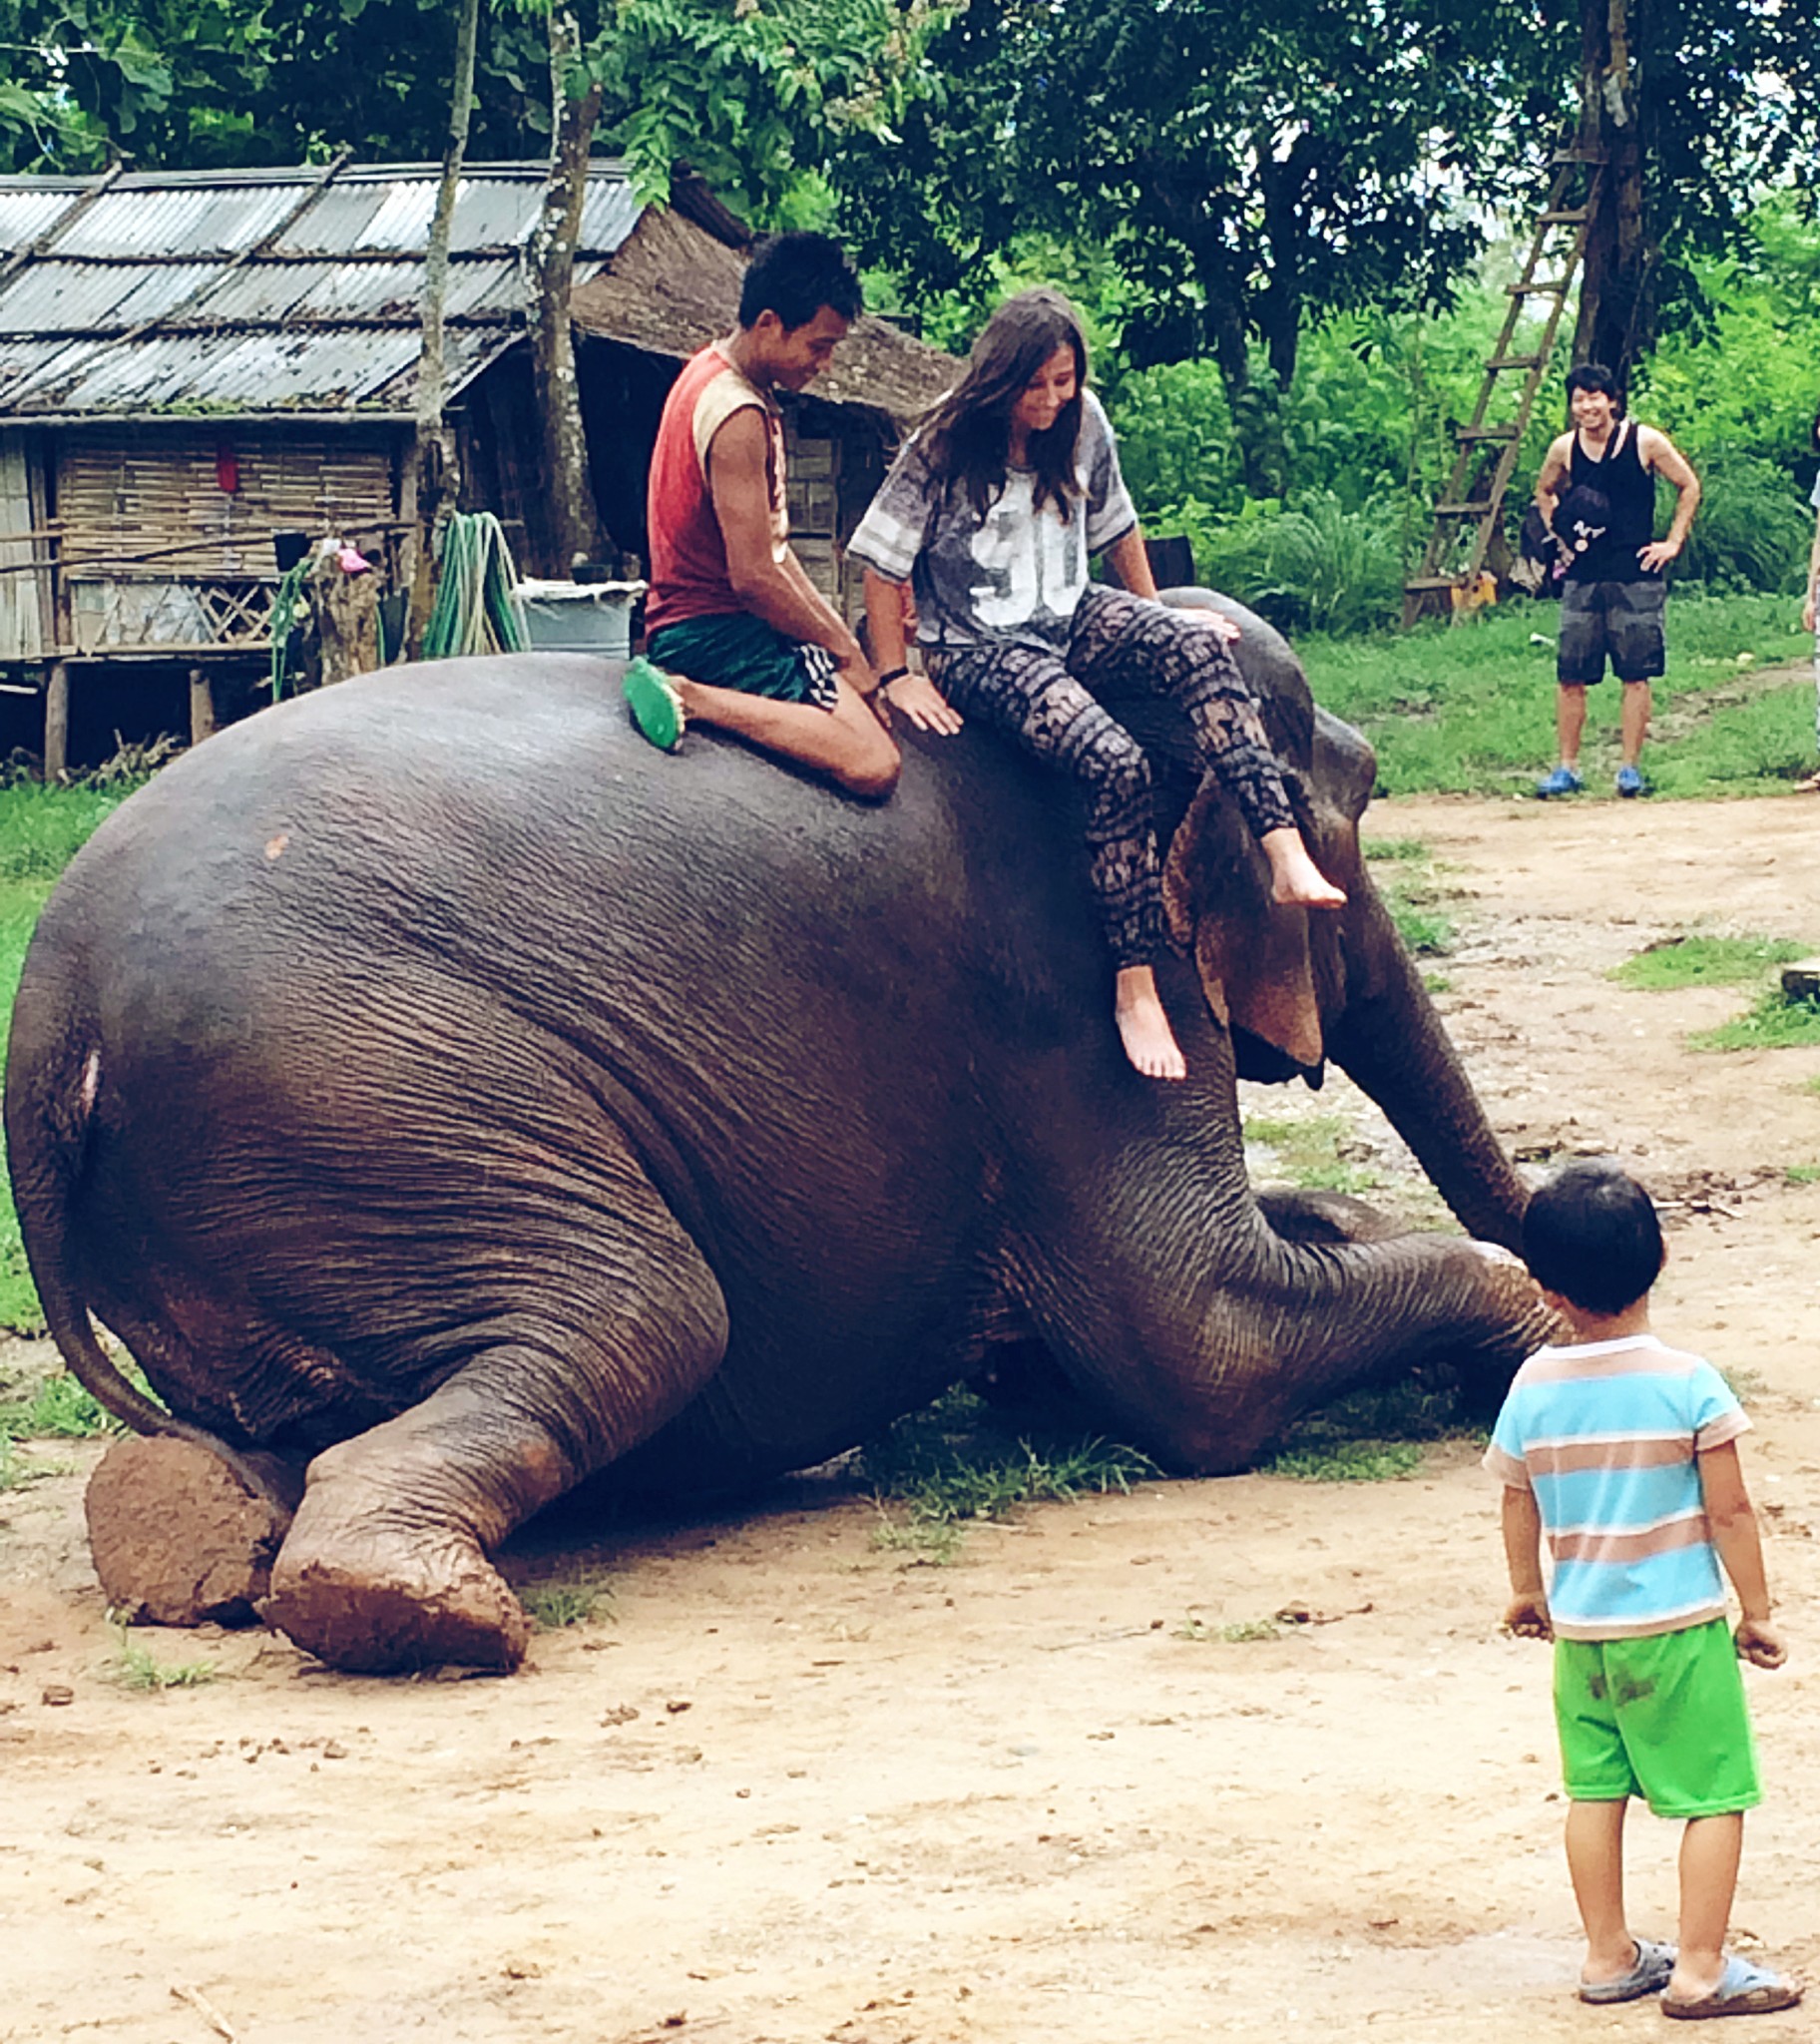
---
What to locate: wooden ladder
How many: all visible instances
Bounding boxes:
[1402,147,1605,628]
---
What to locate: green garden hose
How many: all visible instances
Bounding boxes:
[267,557,312,702]
[422,511,528,661]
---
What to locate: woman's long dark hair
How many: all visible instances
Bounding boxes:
[918,288,1090,522]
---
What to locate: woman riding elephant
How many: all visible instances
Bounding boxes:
[848,287,1343,1081]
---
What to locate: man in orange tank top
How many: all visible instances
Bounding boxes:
[633,233,900,798]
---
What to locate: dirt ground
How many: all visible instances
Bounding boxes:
[4,788,1819,2044]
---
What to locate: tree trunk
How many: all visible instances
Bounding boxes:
[526,7,607,579]
[404,0,483,659]
[1196,253,1287,500]
[1574,0,1652,389]
[1255,134,1320,393]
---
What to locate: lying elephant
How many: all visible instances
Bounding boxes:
[5,596,1546,1674]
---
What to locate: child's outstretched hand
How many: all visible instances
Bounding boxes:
[1735,1617,1787,1669]
[1503,1594,1553,1641]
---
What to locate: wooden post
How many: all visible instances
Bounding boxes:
[188,665,218,747]
[43,661,68,782]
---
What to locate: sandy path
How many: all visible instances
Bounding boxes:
[3,790,1818,2044]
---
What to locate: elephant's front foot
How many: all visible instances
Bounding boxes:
[261,1457,529,1675]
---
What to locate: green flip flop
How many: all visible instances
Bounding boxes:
[622,656,683,753]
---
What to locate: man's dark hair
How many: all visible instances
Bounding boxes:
[738,232,862,331]
[1522,1159,1664,1315]
[1565,361,1620,402]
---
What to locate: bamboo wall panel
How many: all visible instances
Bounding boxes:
[57,428,400,576]
[0,429,47,660]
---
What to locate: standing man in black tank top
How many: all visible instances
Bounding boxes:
[1534,363,1700,798]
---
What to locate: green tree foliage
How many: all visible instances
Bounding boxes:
[581,0,943,218]
[831,0,1820,460]
[1104,195,1820,626]
[831,0,1566,437]
[0,0,939,222]
[1576,0,1820,379]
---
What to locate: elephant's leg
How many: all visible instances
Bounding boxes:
[262,1193,728,1674]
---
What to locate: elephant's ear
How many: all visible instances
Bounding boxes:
[1162,776,1325,1071]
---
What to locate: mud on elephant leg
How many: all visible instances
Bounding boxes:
[263,1206,729,1674]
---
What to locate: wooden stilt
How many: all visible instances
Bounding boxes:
[44,661,69,782]
[189,665,218,746]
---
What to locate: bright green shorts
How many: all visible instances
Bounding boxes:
[1554,1619,1760,1818]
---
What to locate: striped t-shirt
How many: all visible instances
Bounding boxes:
[1484,1334,1749,1641]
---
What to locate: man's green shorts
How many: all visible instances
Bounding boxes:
[648,612,839,710]
[1554,1619,1760,1818]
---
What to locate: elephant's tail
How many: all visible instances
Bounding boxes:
[4,965,264,1483]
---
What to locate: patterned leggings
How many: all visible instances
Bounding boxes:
[928,584,1296,969]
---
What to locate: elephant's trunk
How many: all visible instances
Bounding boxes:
[1061,1209,1552,1475]
[1325,890,1530,1253]
[1007,963,1552,1476]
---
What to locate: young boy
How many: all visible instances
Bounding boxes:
[1487,1160,1799,2018]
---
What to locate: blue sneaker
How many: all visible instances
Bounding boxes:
[1536,766,1583,798]
[1615,764,1645,797]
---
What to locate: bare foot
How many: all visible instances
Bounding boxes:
[1259,826,1346,910]
[1115,966,1187,1081]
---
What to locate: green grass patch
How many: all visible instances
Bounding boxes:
[1243,1114,1381,1195]
[1267,1439,1425,1482]
[1301,591,1814,797]
[1363,840,1459,956]
[1609,934,1810,990]
[1388,903,1457,956]
[0,1368,132,1441]
[519,1581,609,1631]
[858,1386,1157,1556]
[1690,991,1820,1052]
[110,1627,221,1692]
[0,779,129,883]
[1261,1371,1479,1482]
[1175,1615,1284,1644]
[0,1435,68,1490]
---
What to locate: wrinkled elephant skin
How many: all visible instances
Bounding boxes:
[5,601,1546,1673]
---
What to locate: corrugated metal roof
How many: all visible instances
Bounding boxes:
[0,186,87,248]
[1,322,521,416]
[0,161,646,418]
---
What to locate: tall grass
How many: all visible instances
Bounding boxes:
[1676,456,1814,593]
[1196,492,1405,638]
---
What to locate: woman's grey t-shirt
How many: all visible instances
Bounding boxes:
[846,389,1138,654]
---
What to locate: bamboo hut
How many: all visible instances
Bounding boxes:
[0,161,955,771]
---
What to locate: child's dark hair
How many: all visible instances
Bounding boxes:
[1522,1159,1664,1314]
[737,233,863,331]
[916,287,1089,523]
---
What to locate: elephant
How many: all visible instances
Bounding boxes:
[5,595,1548,1675]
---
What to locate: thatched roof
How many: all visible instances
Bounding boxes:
[569,204,957,428]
